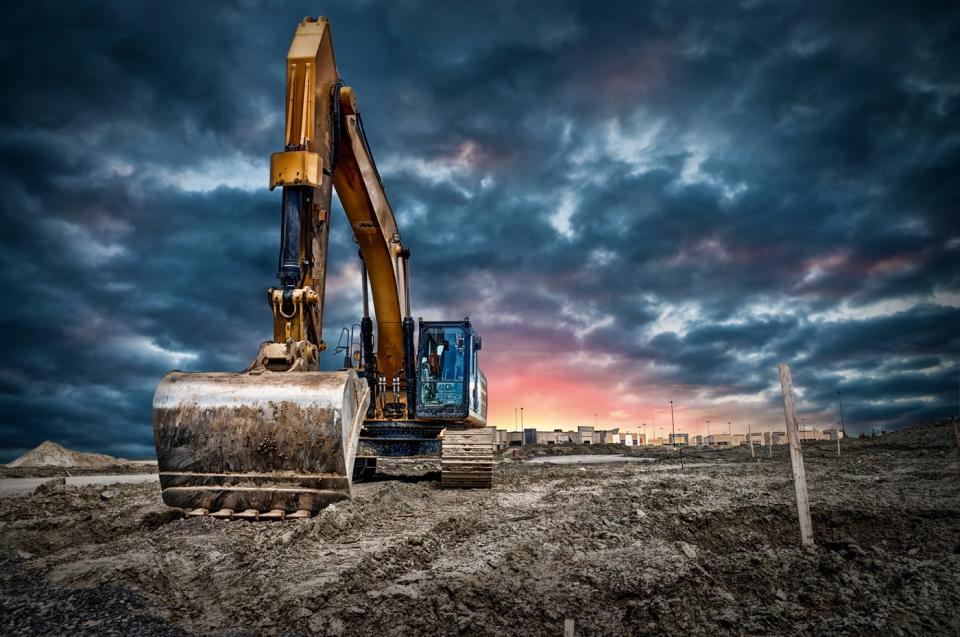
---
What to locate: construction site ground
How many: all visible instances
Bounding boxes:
[1,422,958,636]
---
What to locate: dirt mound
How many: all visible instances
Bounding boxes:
[6,441,129,469]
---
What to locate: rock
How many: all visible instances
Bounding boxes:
[294,607,312,619]
[718,608,736,626]
[99,490,117,501]
[381,584,420,599]
[16,549,33,560]
[679,541,698,559]
[33,477,66,496]
[847,543,867,559]
[775,588,787,601]
[327,617,344,636]
[307,615,324,633]
[139,507,183,529]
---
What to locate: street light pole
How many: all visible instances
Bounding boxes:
[838,391,846,437]
[520,407,524,431]
[670,400,676,447]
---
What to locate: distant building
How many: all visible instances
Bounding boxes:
[763,431,787,446]
[494,430,523,451]
[798,429,831,442]
[495,424,840,451]
[706,434,734,446]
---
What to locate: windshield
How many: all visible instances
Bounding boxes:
[418,326,466,409]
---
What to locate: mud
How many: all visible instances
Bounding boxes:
[1,422,958,636]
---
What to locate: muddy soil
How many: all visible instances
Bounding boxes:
[1,423,958,636]
[0,463,159,480]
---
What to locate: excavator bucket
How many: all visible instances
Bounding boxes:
[153,370,369,515]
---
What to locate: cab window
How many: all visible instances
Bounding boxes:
[419,326,466,409]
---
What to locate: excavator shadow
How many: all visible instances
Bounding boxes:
[352,470,442,485]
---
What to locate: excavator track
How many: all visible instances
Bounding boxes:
[441,427,494,489]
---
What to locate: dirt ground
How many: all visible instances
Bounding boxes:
[1,422,958,636]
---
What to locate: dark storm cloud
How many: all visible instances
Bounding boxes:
[1,0,958,460]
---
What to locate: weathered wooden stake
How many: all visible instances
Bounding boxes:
[952,419,960,459]
[747,422,755,459]
[564,618,575,637]
[778,363,814,547]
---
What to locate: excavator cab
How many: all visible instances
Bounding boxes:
[415,320,487,426]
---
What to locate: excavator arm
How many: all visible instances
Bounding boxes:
[256,18,407,388]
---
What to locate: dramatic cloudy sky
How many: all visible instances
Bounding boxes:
[1,1,958,460]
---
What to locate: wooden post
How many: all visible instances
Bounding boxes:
[747,422,755,459]
[564,618,575,637]
[952,419,960,459]
[778,363,814,547]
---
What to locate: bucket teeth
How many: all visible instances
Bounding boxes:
[204,508,305,521]
[186,508,209,517]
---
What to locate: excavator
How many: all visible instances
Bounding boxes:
[152,17,491,520]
